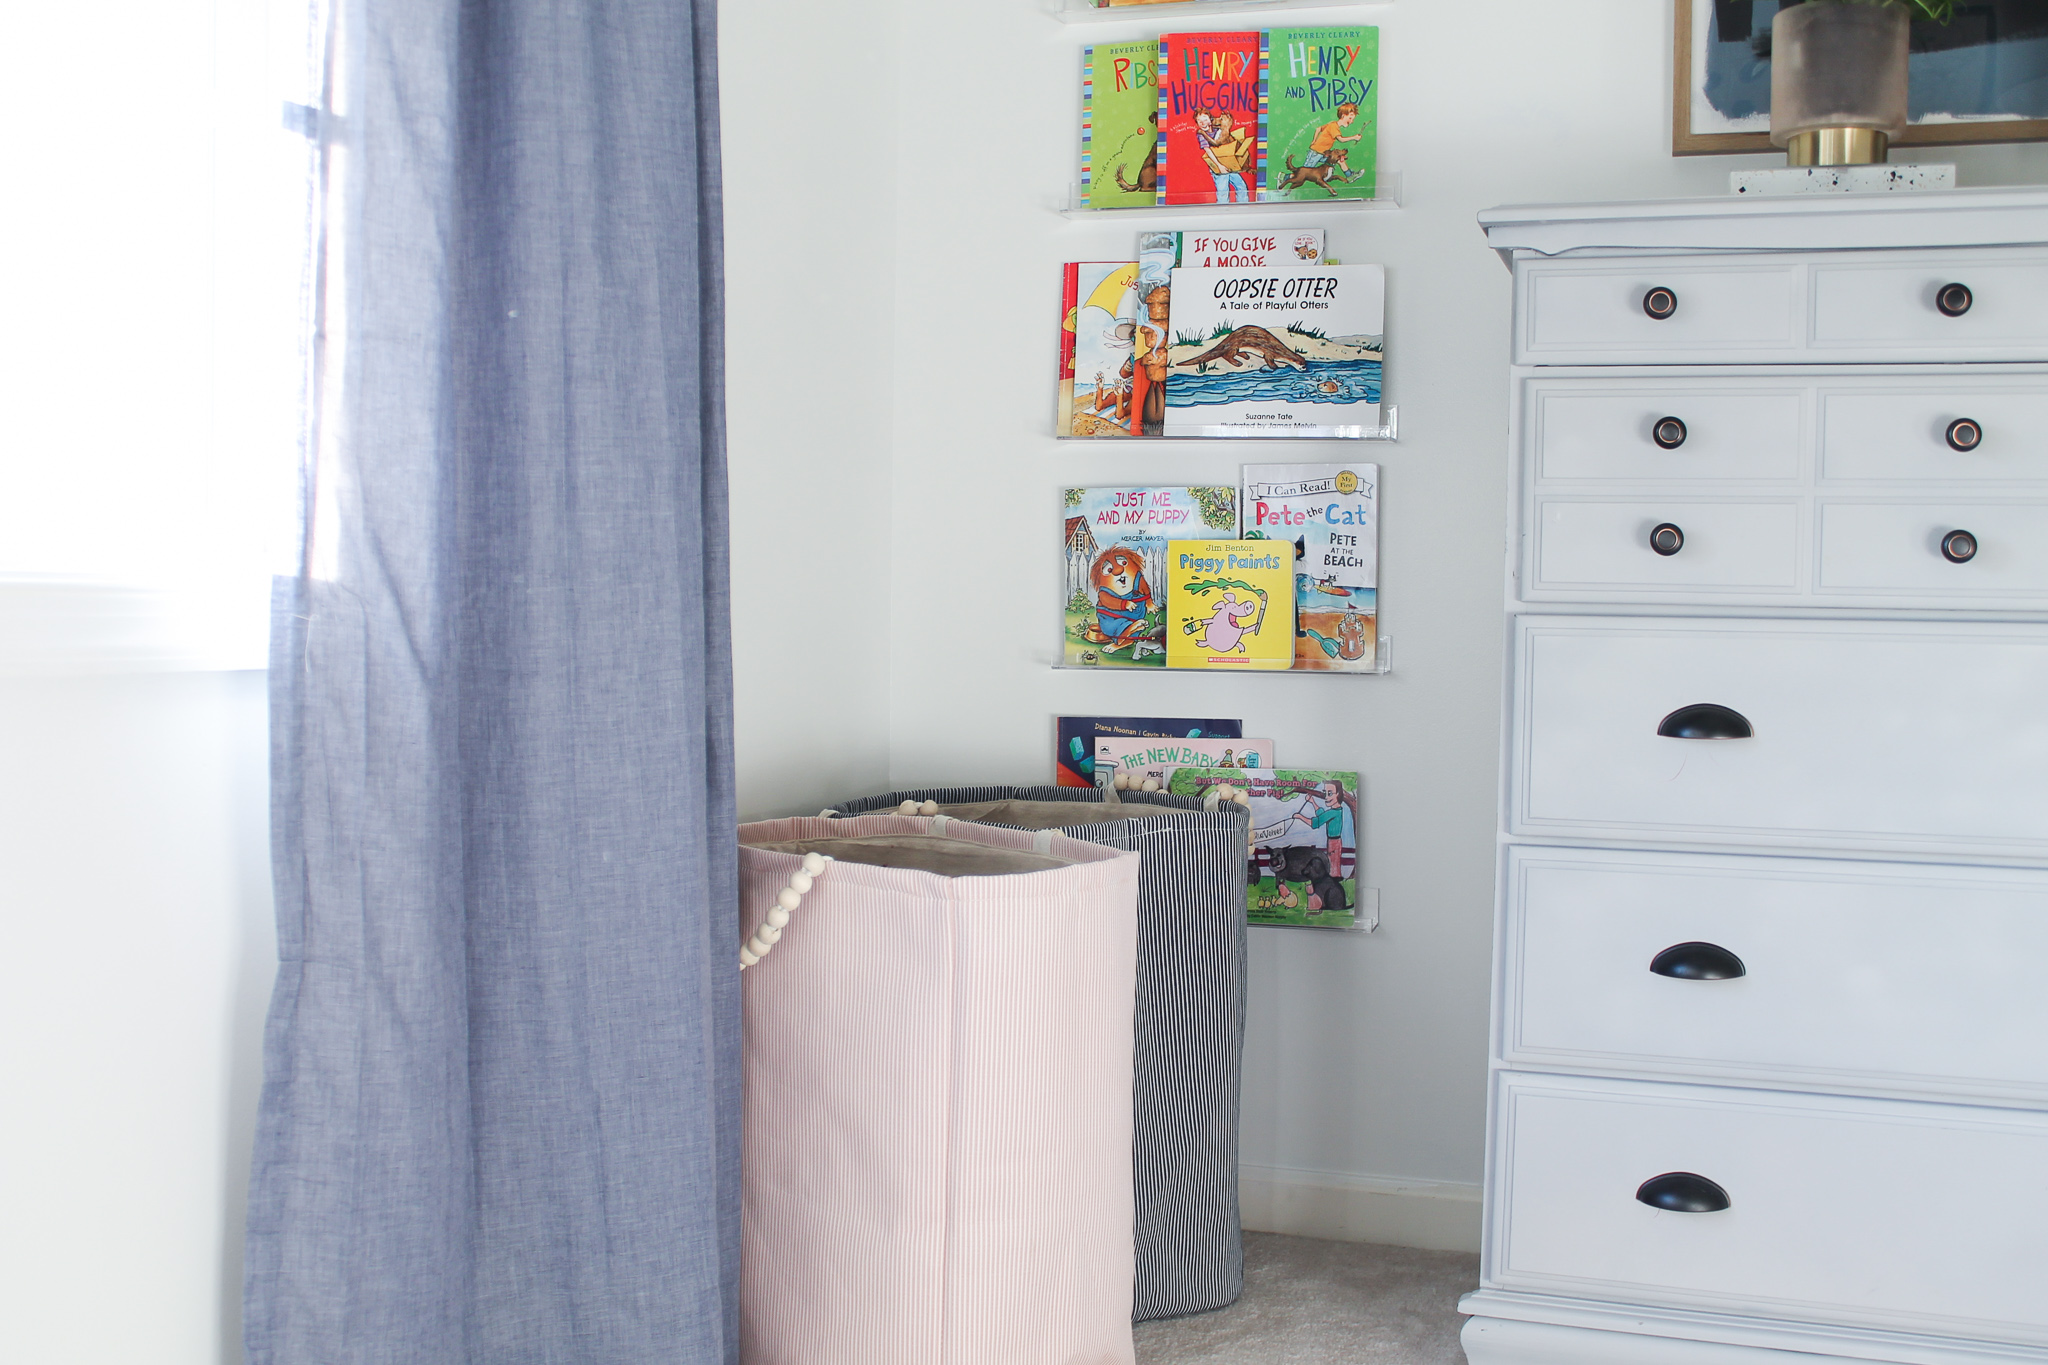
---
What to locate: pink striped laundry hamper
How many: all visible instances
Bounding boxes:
[738,814,1143,1365]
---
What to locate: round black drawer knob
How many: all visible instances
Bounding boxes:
[1946,418,1983,452]
[1650,522,1685,556]
[1654,417,1688,450]
[1942,529,1979,564]
[1937,282,1974,317]
[1643,287,1679,321]
[1636,1172,1732,1214]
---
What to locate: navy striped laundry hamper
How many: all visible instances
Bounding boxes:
[827,785,1250,1322]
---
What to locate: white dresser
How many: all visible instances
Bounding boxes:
[1464,190,2048,1365]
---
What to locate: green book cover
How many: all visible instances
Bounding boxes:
[1082,39,1160,208]
[1169,768,1362,930]
[1260,27,1378,202]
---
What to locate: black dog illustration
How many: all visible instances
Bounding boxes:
[1256,845,1349,914]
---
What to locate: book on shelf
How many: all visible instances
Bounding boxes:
[1163,263,1384,436]
[1094,735,1276,790]
[1164,539,1295,670]
[1061,262,1142,437]
[1132,232,1177,436]
[1082,40,1160,208]
[1055,715,1243,789]
[1175,228,1326,269]
[1261,26,1379,202]
[1064,486,1239,668]
[1241,462,1379,672]
[1168,768,1363,930]
[1158,31,1260,206]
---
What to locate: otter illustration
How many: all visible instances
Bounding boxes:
[1184,325,1309,373]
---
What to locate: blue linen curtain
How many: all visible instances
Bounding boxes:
[245,1,738,1361]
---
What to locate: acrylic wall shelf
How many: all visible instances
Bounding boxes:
[1056,405,1397,441]
[1053,635,1391,674]
[1063,172,1401,216]
[1053,0,1394,24]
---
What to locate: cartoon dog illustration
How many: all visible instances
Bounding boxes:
[1275,147,1354,197]
[1260,845,1349,914]
[1085,547,1154,650]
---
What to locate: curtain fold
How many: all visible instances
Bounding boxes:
[246,2,737,1361]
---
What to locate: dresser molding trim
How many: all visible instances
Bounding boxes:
[1459,1293,2048,1365]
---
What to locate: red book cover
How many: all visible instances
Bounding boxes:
[1058,264,1080,436]
[1158,31,1260,207]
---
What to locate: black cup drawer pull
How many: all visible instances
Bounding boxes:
[1937,282,1974,317]
[1650,523,1685,556]
[1658,704,1753,739]
[1643,287,1678,320]
[1653,417,1688,450]
[1636,1173,1732,1214]
[1946,418,1983,452]
[1650,942,1747,981]
[1942,529,1978,564]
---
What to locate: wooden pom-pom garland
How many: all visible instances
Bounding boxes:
[742,850,830,970]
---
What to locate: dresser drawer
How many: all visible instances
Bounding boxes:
[1491,1073,2048,1341]
[1818,499,2048,600]
[1502,847,2048,1103]
[1512,616,2048,859]
[1532,384,1803,483]
[1519,259,1800,364]
[1820,383,2048,484]
[1531,500,1799,595]
[1812,252,2048,358]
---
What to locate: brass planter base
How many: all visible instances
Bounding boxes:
[1785,127,1891,166]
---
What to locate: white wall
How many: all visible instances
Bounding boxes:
[720,2,901,820]
[726,0,2048,1249]
[0,665,274,1364]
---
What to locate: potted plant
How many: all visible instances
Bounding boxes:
[1770,0,1955,165]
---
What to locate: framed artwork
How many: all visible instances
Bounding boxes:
[1674,0,2048,155]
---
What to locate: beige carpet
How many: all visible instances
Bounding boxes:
[1135,1233,1478,1364]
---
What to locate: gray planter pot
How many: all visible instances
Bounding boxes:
[1771,2,1910,162]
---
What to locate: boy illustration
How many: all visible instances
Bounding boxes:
[1202,109,1252,204]
[1303,102,1364,183]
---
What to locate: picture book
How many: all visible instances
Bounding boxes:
[1261,27,1379,201]
[1241,463,1379,672]
[1164,539,1295,670]
[1163,264,1384,436]
[1094,735,1276,790]
[1175,228,1326,269]
[1082,40,1161,209]
[1062,262,1141,437]
[1056,714,1243,789]
[1158,31,1261,206]
[1057,265,1078,436]
[1132,233,1176,437]
[1169,768,1363,930]
[1066,487,1239,667]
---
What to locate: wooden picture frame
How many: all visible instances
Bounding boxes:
[1674,0,2048,156]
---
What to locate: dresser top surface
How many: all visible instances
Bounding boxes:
[1479,186,2048,262]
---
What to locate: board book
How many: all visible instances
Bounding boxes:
[1169,768,1362,930]
[1158,31,1260,206]
[1094,735,1276,789]
[1065,487,1239,668]
[1261,26,1379,202]
[1062,262,1141,437]
[1241,462,1379,672]
[1164,539,1294,670]
[1082,40,1161,209]
[1163,264,1384,436]
[1056,715,1243,789]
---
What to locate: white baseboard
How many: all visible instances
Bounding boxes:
[1240,1164,1484,1254]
